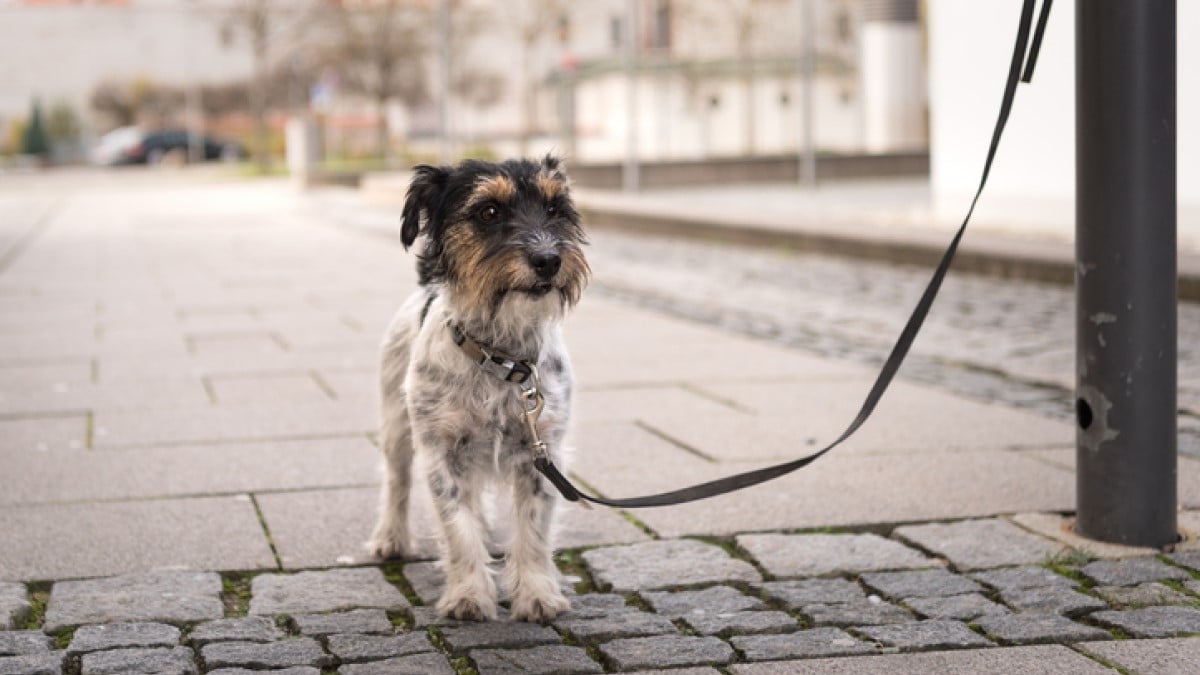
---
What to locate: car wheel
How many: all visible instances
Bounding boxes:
[146,147,165,165]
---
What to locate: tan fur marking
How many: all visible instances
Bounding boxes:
[536,172,566,202]
[442,220,528,314]
[471,175,516,206]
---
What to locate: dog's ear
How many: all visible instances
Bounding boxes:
[401,164,449,249]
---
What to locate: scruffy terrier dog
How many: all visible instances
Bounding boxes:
[368,156,589,622]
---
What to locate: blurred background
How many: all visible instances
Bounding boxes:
[0,0,1196,248]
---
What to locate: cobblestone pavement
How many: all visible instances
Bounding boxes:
[4,527,1200,674]
[3,172,1200,674]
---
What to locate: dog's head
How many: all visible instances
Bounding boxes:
[400,155,589,316]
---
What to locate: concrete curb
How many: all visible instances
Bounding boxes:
[578,200,1200,302]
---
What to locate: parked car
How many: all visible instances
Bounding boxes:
[90,126,143,166]
[95,128,246,165]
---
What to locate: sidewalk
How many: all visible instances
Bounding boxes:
[1,170,1199,674]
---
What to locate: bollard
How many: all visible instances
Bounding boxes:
[1075,0,1177,547]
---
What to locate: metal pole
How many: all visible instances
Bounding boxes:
[1075,0,1177,547]
[622,0,640,193]
[798,0,816,186]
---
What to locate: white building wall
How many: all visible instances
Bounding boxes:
[928,0,1198,248]
[0,1,253,135]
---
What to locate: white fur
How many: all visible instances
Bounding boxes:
[368,283,574,622]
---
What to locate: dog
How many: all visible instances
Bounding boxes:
[367,156,589,622]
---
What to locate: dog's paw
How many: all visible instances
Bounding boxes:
[365,529,409,560]
[437,594,498,622]
[510,589,570,623]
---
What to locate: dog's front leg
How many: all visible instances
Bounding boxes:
[501,453,570,622]
[422,438,498,621]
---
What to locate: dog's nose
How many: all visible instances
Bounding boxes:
[529,251,561,279]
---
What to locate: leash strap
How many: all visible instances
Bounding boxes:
[535,0,1054,509]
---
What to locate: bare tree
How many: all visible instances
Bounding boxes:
[221,0,313,170]
[89,79,185,130]
[318,0,430,162]
[504,0,571,155]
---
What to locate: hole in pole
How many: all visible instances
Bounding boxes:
[1076,398,1094,430]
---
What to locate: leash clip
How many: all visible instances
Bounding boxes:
[519,366,548,460]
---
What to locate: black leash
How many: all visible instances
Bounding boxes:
[534,0,1054,509]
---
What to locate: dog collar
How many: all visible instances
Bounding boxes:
[447,321,535,384]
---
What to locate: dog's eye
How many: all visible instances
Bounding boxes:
[546,203,557,216]
[479,205,499,223]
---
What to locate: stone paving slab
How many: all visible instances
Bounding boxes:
[641,586,764,618]
[0,416,88,453]
[974,612,1110,645]
[326,632,433,662]
[642,378,1069,461]
[1091,607,1200,638]
[1092,582,1196,608]
[1076,637,1200,675]
[0,651,65,675]
[0,585,29,631]
[727,644,1114,674]
[92,399,376,449]
[969,565,1078,591]
[44,571,222,633]
[680,610,798,636]
[208,669,319,675]
[803,600,914,627]
[79,646,197,675]
[337,652,455,675]
[200,639,333,670]
[248,568,409,616]
[553,594,631,620]
[1009,512,1164,560]
[0,632,51,657]
[860,569,983,600]
[292,609,393,637]
[598,635,735,671]
[438,621,561,652]
[1168,547,1200,571]
[555,611,677,641]
[758,579,865,608]
[731,628,874,661]
[620,670,721,675]
[853,619,992,650]
[189,617,282,646]
[257,483,649,569]
[998,586,1107,617]
[66,622,180,656]
[0,496,276,582]
[0,438,380,507]
[581,540,761,592]
[903,593,1009,621]
[400,563,444,605]
[893,518,1065,570]
[1081,557,1193,587]
[470,645,602,675]
[573,385,750,425]
[575,450,1077,537]
[0,379,210,417]
[737,533,931,577]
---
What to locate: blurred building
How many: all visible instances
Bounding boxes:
[0,0,257,145]
[445,0,927,161]
[927,0,1198,248]
[0,0,928,163]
